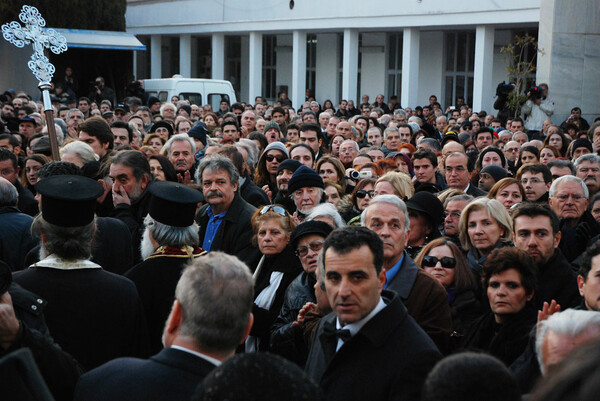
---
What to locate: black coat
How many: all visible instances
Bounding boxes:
[249,244,303,351]
[462,304,536,367]
[109,189,152,264]
[125,253,203,355]
[239,177,270,208]
[74,347,216,401]
[449,288,484,338]
[13,265,149,371]
[534,248,581,309]
[466,183,487,198]
[305,291,442,401]
[558,211,600,263]
[0,206,36,271]
[270,271,316,365]
[196,193,260,268]
[3,283,83,401]
[14,180,38,217]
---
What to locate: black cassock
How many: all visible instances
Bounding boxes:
[125,247,205,355]
[13,260,149,371]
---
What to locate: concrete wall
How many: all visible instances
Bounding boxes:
[537,0,600,124]
[315,33,339,105]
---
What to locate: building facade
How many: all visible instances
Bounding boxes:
[125,0,598,123]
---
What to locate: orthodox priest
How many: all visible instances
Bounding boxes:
[13,175,149,371]
[125,181,206,354]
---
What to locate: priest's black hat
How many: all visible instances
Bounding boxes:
[36,175,104,227]
[148,181,203,227]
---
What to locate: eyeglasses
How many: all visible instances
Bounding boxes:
[520,178,543,185]
[265,154,286,163]
[422,256,456,269]
[355,190,375,199]
[260,205,287,216]
[295,240,324,257]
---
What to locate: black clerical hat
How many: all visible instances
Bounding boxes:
[36,175,104,227]
[148,181,203,227]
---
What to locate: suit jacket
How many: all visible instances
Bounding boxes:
[305,291,442,401]
[386,253,452,353]
[74,347,216,401]
[465,184,487,197]
[196,193,260,267]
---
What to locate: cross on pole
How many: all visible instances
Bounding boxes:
[2,5,68,160]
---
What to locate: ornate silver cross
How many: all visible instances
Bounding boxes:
[2,5,67,84]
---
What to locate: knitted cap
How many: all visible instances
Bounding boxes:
[480,165,508,183]
[287,165,324,194]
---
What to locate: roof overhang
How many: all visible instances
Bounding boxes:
[47,28,146,51]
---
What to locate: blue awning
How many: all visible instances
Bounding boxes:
[47,28,146,51]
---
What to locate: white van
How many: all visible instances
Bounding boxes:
[143,76,237,110]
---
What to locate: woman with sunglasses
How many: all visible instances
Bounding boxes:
[462,247,537,367]
[270,220,333,366]
[246,205,302,352]
[415,238,482,339]
[343,178,376,225]
[254,142,289,200]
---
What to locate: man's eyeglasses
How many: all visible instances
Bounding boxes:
[295,241,324,257]
[265,154,286,163]
[422,256,456,269]
[520,178,543,185]
[260,205,287,216]
[555,193,585,201]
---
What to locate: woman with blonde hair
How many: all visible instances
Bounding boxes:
[459,198,513,276]
[374,171,414,201]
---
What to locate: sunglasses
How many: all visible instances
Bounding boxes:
[265,154,286,163]
[422,256,456,269]
[260,205,287,217]
[295,240,324,257]
[355,190,375,199]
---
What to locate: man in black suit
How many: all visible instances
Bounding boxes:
[305,227,442,401]
[74,251,255,401]
[444,152,486,197]
[195,155,260,267]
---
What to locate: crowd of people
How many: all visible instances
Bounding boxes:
[2,78,600,400]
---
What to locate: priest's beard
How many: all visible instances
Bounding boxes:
[140,228,157,260]
[38,243,48,260]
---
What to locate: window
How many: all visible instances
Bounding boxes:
[179,93,202,105]
[262,35,277,100]
[444,32,475,108]
[387,33,403,105]
[208,94,230,112]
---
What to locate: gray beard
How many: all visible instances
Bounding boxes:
[38,244,48,260]
[140,228,156,260]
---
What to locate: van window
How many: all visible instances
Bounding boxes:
[158,91,168,102]
[208,94,231,112]
[179,93,202,106]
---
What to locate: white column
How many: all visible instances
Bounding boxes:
[342,29,359,103]
[473,25,495,113]
[401,27,420,108]
[150,34,162,79]
[316,34,338,104]
[248,32,263,104]
[179,34,191,77]
[292,31,307,111]
[211,33,225,80]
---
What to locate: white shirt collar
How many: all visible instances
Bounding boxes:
[170,345,222,366]
[32,254,101,270]
[335,297,386,351]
